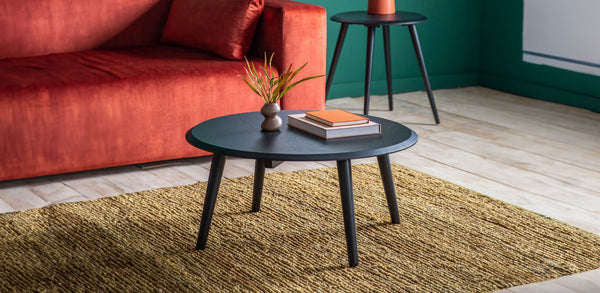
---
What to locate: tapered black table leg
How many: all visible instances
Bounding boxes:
[364,26,376,116]
[336,159,358,267]
[196,154,227,250]
[326,23,349,100]
[408,24,440,124]
[252,159,266,212]
[383,25,394,111]
[377,155,401,224]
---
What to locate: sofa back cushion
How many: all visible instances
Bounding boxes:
[0,0,172,59]
[160,0,264,60]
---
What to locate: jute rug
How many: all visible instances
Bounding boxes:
[1,164,599,292]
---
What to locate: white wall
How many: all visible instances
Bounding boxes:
[523,0,600,76]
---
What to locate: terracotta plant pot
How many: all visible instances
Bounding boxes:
[260,103,283,131]
[368,0,395,14]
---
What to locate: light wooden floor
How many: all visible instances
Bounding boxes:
[1,87,599,292]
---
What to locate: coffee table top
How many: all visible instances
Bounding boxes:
[186,110,417,161]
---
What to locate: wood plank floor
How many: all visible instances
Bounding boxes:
[1,86,599,292]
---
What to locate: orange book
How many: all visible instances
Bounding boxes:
[288,114,380,139]
[305,109,368,126]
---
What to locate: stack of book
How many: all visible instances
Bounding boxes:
[287,109,381,139]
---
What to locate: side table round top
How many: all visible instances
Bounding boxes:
[330,11,427,26]
[186,110,418,161]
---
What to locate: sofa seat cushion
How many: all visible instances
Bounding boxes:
[1,45,262,91]
[0,45,268,179]
[161,0,264,60]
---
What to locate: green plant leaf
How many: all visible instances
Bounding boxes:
[279,74,325,98]
[239,52,324,104]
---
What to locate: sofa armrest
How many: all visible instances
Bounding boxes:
[251,0,326,110]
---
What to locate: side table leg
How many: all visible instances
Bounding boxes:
[408,24,440,124]
[325,23,349,99]
[377,155,401,224]
[252,159,266,212]
[383,25,394,111]
[195,154,227,250]
[364,26,376,115]
[336,159,359,267]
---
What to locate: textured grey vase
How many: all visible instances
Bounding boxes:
[260,103,282,131]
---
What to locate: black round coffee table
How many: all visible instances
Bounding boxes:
[186,110,418,267]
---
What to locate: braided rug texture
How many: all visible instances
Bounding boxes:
[1,163,599,292]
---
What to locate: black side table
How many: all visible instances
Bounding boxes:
[325,11,440,124]
[186,110,418,267]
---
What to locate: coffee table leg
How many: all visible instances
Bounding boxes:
[252,159,266,212]
[195,153,227,250]
[336,159,359,267]
[377,155,401,224]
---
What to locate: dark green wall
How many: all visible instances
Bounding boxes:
[297,0,599,112]
[298,0,482,98]
[480,0,600,112]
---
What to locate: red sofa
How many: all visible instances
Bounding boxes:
[0,0,326,181]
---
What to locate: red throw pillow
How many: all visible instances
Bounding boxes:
[161,0,264,60]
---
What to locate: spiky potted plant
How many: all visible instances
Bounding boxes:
[240,52,324,131]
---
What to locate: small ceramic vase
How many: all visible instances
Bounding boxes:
[260,103,282,131]
[368,0,395,14]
